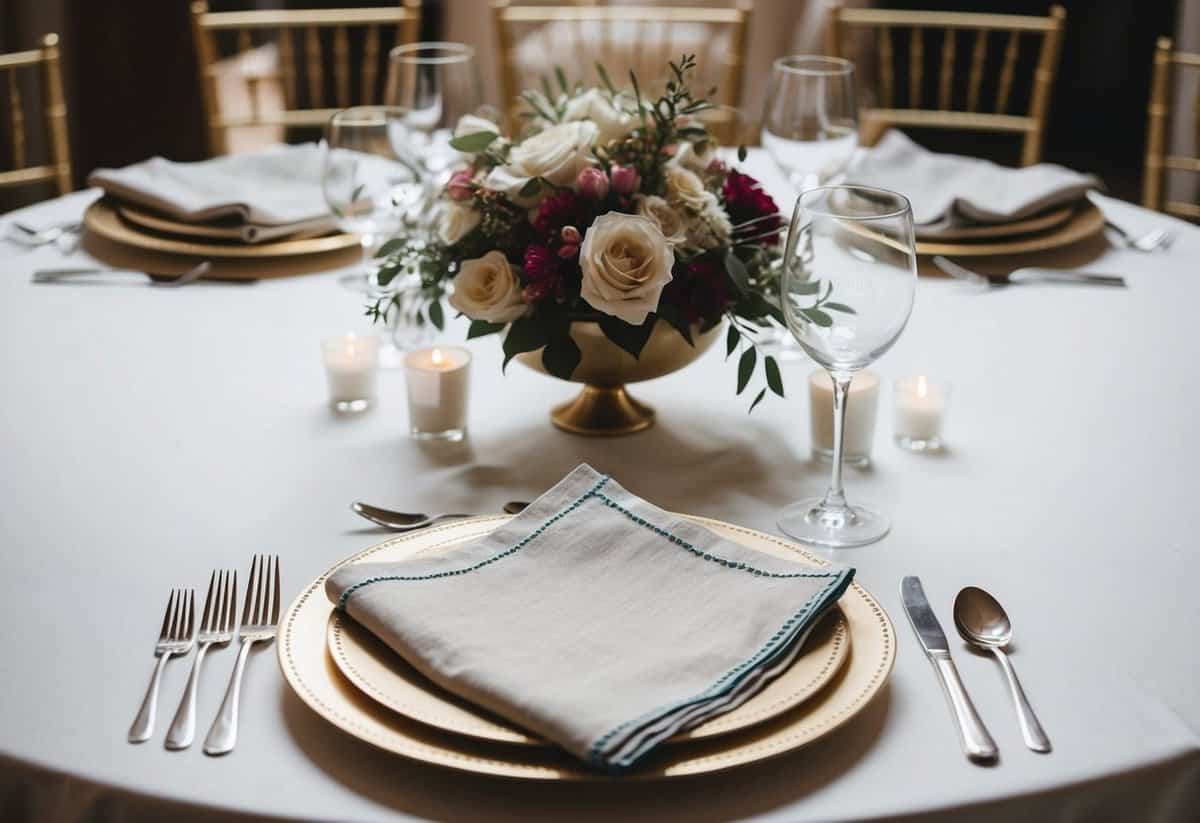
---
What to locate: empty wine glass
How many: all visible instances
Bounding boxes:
[384,42,484,186]
[778,185,917,548]
[762,57,858,194]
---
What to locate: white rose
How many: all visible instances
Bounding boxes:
[670,140,720,174]
[684,196,734,251]
[579,212,675,326]
[447,251,526,323]
[453,113,500,138]
[438,202,482,246]
[665,165,712,213]
[561,89,637,145]
[485,121,599,199]
[634,195,688,247]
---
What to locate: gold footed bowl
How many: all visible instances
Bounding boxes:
[515,320,723,436]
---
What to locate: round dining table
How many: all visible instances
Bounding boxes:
[1,151,1198,822]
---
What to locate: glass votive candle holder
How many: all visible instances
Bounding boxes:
[893,376,951,451]
[404,346,471,441]
[321,333,381,414]
[809,369,880,467]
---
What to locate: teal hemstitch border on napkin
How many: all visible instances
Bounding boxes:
[584,571,847,770]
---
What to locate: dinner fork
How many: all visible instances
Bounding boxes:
[204,555,280,756]
[128,588,195,743]
[165,570,236,750]
[1105,220,1175,252]
[932,256,1126,288]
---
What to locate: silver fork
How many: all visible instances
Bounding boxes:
[165,570,236,750]
[204,555,280,756]
[128,588,195,743]
[1105,220,1175,252]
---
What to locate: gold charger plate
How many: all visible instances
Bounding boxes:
[83,198,358,259]
[327,536,850,746]
[915,204,1073,242]
[278,516,896,780]
[915,202,1105,257]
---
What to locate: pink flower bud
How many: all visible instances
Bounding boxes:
[446,170,474,201]
[576,167,609,200]
[610,164,640,196]
[560,225,582,244]
[556,243,579,259]
[705,158,727,175]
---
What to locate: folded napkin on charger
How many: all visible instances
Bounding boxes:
[848,130,1101,238]
[87,144,336,241]
[327,464,855,771]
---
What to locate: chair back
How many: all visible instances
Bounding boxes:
[0,33,72,198]
[829,4,1066,166]
[491,1,752,136]
[189,1,422,155]
[1143,37,1200,221]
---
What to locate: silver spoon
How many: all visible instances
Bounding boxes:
[954,587,1052,753]
[351,500,529,531]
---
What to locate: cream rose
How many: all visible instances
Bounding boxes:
[561,89,637,145]
[665,165,712,213]
[447,251,526,323]
[485,121,599,198]
[634,194,688,247]
[438,202,482,246]
[670,140,720,174]
[579,212,675,325]
[453,113,500,138]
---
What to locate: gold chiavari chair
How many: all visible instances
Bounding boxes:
[490,1,752,139]
[828,4,1066,166]
[189,1,422,156]
[0,34,72,198]
[1143,37,1200,221]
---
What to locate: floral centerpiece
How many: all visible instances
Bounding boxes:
[369,56,852,413]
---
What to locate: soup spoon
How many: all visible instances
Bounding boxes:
[954,586,1051,753]
[352,500,528,531]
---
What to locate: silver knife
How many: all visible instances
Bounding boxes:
[901,576,999,762]
[1007,268,1126,287]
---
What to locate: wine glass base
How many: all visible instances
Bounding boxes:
[777,498,890,548]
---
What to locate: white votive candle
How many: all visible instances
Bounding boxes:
[404,346,471,441]
[321,334,381,413]
[894,376,950,451]
[809,370,880,466]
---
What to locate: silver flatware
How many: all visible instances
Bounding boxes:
[933,256,1126,288]
[128,588,195,743]
[6,220,80,247]
[32,261,211,287]
[165,570,236,750]
[954,586,1051,753]
[204,555,279,756]
[351,500,529,531]
[901,576,998,762]
[1105,220,1174,252]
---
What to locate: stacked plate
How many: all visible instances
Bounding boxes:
[913,201,1107,258]
[278,515,896,779]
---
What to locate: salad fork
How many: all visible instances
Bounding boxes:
[128,588,195,743]
[204,555,280,756]
[165,570,236,750]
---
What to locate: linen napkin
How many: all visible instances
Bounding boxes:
[327,464,855,771]
[87,144,336,238]
[848,130,1100,238]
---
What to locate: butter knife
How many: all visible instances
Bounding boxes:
[901,576,999,762]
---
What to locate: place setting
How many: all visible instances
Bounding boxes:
[3,2,1198,820]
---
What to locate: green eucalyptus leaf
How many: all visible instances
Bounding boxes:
[518,177,543,198]
[375,238,406,258]
[725,324,740,358]
[427,300,445,331]
[790,279,822,295]
[596,63,617,95]
[448,131,499,153]
[800,307,834,327]
[748,386,767,413]
[765,355,784,398]
[501,317,548,371]
[554,66,569,95]
[655,303,693,346]
[541,335,582,380]
[598,314,656,359]
[823,301,857,315]
[737,145,748,163]
[467,319,507,339]
[736,346,756,395]
[724,250,750,295]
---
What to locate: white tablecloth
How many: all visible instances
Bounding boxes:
[1,154,1198,822]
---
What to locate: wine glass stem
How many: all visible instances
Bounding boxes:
[822,371,853,511]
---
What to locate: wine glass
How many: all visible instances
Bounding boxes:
[762,56,858,195]
[384,42,484,185]
[778,185,917,548]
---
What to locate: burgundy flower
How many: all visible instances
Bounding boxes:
[723,171,784,246]
[662,258,730,325]
[523,244,560,282]
[532,191,593,239]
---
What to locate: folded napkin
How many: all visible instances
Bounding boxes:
[88,144,336,239]
[327,464,855,771]
[848,130,1100,238]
